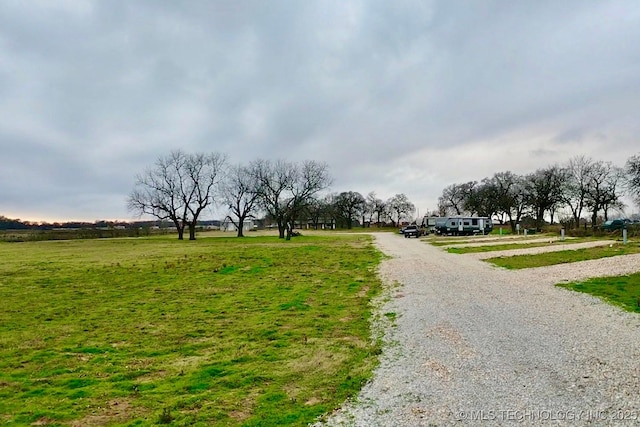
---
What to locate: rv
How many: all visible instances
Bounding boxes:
[421,216,442,234]
[432,216,493,236]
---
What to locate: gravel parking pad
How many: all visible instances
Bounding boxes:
[467,240,617,260]
[316,233,640,426]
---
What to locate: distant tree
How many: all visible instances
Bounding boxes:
[371,195,387,226]
[333,191,365,229]
[0,216,30,230]
[438,182,474,215]
[221,164,260,237]
[584,161,625,227]
[465,178,498,219]
[387,193,415,226]
[626,153,640,208]
[321,193,340,229]
[252,159,331,239]
[561,156,593,229]
[524,165,566,230]
[599,166,626,221]
[128,150,226,240]
[490,171,527,233]
[364,192,385,227]
[304,196,332,230]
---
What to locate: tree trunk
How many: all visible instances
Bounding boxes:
[572,213,580,230]
[537,207,545,230]
[173,219,184,240]
[188,223,196,240]
[277,219,285,239]
[236,217,245,238]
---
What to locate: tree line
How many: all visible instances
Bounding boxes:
[128,151,421,240]
[437,154,640,232]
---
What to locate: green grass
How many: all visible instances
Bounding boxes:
[446,238,591,254]
[485,243,640,269]
[0,234,383,426]
[426,235,555,247]
[558,273,640,314]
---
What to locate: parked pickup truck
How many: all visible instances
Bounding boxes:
[403,225,423,238]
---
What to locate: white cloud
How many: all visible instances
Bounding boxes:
[1,0,640,221]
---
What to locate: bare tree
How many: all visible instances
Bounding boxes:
[371,195,387,226]
[599,165,626,221]
[305,196,332,230]
[333,191,365,229]
[221,164,260,237]
[251,159,292,239]
[561,156,593,229]
[128,150,226,240]
[438,182,474,215]
[253,159,331,239]
[584,161,625,227]
[387,193,415,226]
[626,153,640,208]
[465,178,499,219]
[364,192,385,227]
[524,165,566,230]
[491,171,527,233]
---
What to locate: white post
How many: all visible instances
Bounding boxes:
[516,223,520,235]
[561,228,565,241]
[623,228,628,244]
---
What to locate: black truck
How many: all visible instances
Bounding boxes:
[402,224,423,238]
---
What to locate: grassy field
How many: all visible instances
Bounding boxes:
[558,273,640,314]
[0,234,384,426]
[485,243,640,269]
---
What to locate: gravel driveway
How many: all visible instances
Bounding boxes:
[317,232,640,426]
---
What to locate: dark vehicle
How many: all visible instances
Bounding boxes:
[602,219,626,231]
[403,225,422,238]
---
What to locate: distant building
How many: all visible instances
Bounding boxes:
[220,219,256,232]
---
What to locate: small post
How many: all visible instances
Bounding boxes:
[623,228,628,245]
[524,228,528,237]
[516,223,520,235]
[560,228,565,241]
[500,227,503,236]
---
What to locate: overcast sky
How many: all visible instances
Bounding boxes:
[1,0,640,222]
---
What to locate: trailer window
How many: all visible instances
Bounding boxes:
[472,219,478,225]
[451,221,456,226]
[464,221,470,226]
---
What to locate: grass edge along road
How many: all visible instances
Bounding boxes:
[557,273,640,314]
[443,238,592,254]
[483,243,640,269]
[0,234,384,426]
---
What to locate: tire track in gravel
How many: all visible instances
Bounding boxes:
[318,233,640,426]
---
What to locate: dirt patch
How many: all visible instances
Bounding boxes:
[70,399,142,427]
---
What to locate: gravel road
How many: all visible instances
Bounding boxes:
[316,232,640,426]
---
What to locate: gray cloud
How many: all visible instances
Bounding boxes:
[1,0,640,221]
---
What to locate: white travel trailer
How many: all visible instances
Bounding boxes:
[431,216,493,236]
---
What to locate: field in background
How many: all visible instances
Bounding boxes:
[0,234,383,426]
